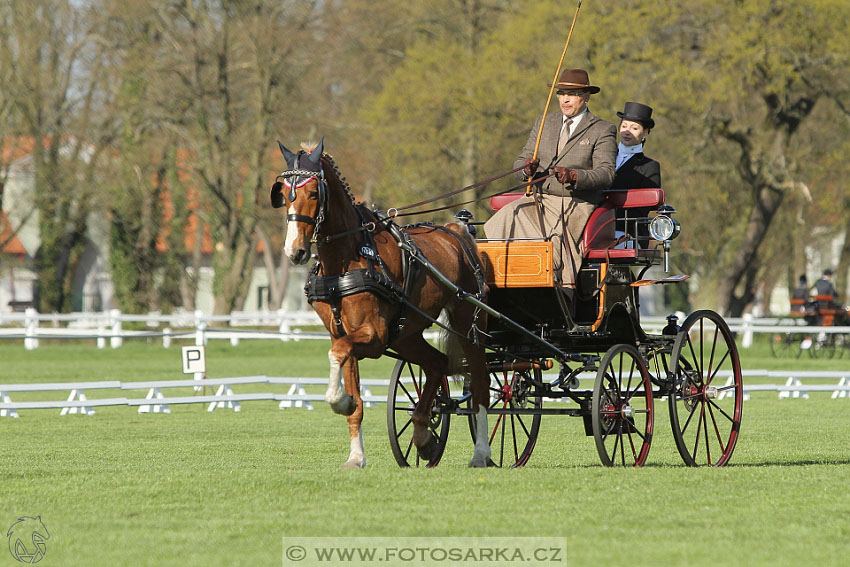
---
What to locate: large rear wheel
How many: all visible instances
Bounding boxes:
[668,310,743,466]
[591,344,654,467]
[387,359,451,468]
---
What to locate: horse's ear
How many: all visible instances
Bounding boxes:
[277,140,297,167]
[307,137,324,164]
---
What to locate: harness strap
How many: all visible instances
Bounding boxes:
[287,214,317,226]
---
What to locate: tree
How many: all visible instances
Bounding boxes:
[1,0,118,312]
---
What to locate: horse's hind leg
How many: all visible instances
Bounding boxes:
[395,336,448,463]
[449,307,494,468]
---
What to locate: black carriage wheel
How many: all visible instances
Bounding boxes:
[591,344,654,467]
[770,332,802,358]
[813,331,837,359]
[668,310,743,467]
[386,359,451,468]
[466,366,542,468]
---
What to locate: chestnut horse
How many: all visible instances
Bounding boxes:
[271,139,492,468]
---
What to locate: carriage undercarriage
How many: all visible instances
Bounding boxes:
[386,190,744,469]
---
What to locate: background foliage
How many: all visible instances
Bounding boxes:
[1,0,848,315]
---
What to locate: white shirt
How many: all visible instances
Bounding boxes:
[616,142,643,170]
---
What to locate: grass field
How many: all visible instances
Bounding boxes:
[1,337,849,566]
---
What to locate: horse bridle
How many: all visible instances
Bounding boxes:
[273,166,328,244]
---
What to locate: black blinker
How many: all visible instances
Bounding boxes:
[270,181,284,208]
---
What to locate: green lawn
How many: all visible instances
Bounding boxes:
[1,338,849,566]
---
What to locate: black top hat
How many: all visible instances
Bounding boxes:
[617,101,655,129]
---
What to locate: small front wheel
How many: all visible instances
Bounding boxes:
[591,344,654,467]
[387,359,450,467]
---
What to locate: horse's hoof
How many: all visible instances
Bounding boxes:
[339,459,365,469]
[468,456,497,468]
[416,435,440,463]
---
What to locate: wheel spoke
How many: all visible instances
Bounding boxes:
[395,418,413,440]
[707,397,736,424]
[706,349,732,387]
[510,413,519,464]
[702,400,712,465]
[707,401,726,450]
[692,401,705,461]
[680,397,699,435]
[398,381,416,406]
[627,428,638,463]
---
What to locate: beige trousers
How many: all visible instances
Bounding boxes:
[483,194,595,287]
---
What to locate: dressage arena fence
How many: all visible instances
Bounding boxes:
[0,309,845,350]
[2,370,849,418]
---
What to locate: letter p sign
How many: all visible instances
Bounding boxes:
[182,345,206,374]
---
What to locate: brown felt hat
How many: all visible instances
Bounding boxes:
[549,68,600,94]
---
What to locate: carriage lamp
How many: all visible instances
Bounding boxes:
[455,209,477,236]
[649,215,680,242]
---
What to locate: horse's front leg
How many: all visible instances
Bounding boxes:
[328,330,383,469]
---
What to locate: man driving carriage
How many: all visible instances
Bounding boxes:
[483,68,616,290]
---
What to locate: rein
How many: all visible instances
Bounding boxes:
[389,171,557,219]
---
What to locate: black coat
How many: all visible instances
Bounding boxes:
[611,153,661,245]
[611,153,661,189]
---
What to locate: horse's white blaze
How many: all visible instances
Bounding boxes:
[283,203,299,259]
[325,350,345,405]
[470,404,492,467]
[347,430,365,468]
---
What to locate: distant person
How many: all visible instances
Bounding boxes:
[813,269,838,300]
[791,274,809,302]
[790,274,812,318]
[610,101,661,246]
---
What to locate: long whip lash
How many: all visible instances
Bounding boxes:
[527,0,584,195]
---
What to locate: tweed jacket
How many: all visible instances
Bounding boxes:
[513,110,617,205]
[611,152,661,189]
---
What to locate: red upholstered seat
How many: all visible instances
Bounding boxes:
[488,188,665,262]
[490,192,525,211]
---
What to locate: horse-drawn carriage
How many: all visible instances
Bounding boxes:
[272,140,744,469]
[387,188,743,468]
[771,293,850,359]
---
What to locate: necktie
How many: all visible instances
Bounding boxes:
[557,118,573,156]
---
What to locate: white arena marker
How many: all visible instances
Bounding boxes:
[182,345,206,391]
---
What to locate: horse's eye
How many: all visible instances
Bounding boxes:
[308,191,319,200]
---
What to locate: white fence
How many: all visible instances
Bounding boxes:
[0,309,845,350]
[2,370,849,418]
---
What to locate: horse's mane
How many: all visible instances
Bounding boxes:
[300,141,355,205]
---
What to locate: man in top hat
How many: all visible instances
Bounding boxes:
[484,68,617,289]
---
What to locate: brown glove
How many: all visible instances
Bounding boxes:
[554,166,577,184]
[522,157,540,178]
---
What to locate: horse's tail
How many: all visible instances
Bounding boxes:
[440,221,488,382]
[439,314,469,382]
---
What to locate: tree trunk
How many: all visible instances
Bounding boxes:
[716,184,785,316]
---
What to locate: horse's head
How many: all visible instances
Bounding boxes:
[271,138,326,264]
